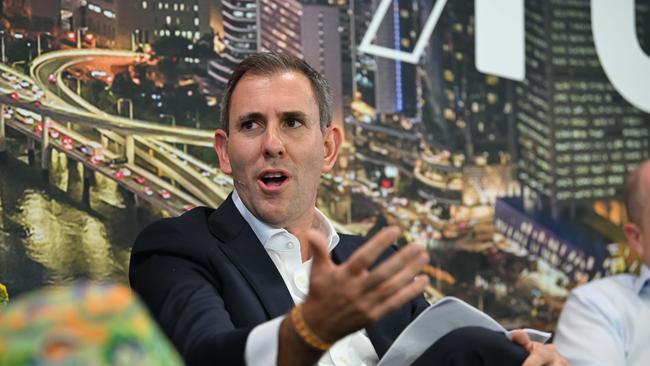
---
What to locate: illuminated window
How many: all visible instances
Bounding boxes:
[142,1,148,9]
[166,16,171,25]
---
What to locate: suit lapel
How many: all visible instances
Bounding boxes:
[207,201,402,357]
[208,195,295,319]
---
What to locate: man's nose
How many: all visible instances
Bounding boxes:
[262,126,285,158]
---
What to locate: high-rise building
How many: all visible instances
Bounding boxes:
[517,0,650,217]
[115,0,216,50]
[258,0,302,57]
[30,0,61,31]
[209,0,329,98]
[301,0,354,117]
[373,0,418,119]
[421,0,516,164]
[60,0,117,47]
[2,0,60,32]
[301,4,343,132]
[207,0,258,90]
[344,0,423,194]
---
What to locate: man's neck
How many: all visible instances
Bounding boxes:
[231,189,334,262]
[284,214,319,262]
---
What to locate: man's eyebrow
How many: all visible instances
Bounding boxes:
[280,111,309,121]
[236,112,265,124]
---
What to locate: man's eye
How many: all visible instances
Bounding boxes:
[285,119,303,129]
[241,120,260,131]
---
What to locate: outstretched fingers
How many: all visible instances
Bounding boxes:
[363,243,428,292]
[344,226,401,275]
[368,275,429,320]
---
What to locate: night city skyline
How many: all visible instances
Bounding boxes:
[0,0,649,329]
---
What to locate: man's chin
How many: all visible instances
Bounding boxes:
[253,205,292,227]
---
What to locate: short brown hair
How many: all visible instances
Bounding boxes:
[624,160,650,225]
[219,52,333,133]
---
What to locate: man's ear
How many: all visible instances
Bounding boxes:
[214,129,232,174]
[624,222,644,258]
[321,126,342,173]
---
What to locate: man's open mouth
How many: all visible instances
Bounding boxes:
[259,171,289,187]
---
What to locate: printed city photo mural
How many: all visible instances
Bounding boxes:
[0,0,648,332]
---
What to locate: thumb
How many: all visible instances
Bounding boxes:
[511,330,534,352]
[306,229,331,271]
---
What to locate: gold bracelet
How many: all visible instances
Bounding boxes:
[290,303,333,351]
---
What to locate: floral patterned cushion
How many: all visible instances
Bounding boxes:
[0,281,183,366]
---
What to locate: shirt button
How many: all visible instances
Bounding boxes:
[296,274,307,287]
[287,241,295,249]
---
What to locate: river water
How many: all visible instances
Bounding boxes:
[0,139,159,299]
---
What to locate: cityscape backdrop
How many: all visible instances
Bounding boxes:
[0,0,649,330]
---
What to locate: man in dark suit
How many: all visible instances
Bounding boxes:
[130,52,566,366]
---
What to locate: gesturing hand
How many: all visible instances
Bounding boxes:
[300,226,430,344]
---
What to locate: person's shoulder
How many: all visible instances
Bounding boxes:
[132,206,217,255]
[573,273,637,296]
[568,273,638,313]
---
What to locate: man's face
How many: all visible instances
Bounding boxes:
[624,164,650,267]
[214,71,341,227]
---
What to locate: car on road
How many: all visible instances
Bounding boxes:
[2,72,16,82]
[61,136,74,150]
[133,175,146,185]
[48,74,57,84]
[75,145,91,156]
[88,155,104,165]
[159,189,172,200]
[2,107,13,118]
[143,187,154,196]
[107,156,127,167]
[114,167,132,180]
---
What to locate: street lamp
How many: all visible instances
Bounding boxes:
[11,60,26,70]
[160,113,176,127]
[131,29,141,51]
[117,98,134,119]
[0,30,5,64]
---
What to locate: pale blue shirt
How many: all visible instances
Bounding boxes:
[554,264,650,366]
[233,190,380,366]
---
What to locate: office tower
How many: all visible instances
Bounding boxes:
[517,0,650,217]
[421,0,515,164]
[115,0,216,49]
[301,4,343,132]
[61,0,117,47]
[209,0,307,95]
[207,0,258,91]
[2,0,60,32]
[258,0,302,57]
[373,0,418,119]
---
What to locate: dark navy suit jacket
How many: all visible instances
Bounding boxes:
[129,195,429,365]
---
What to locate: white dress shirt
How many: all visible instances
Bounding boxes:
[554,264,650,366]
[233,190,380,366]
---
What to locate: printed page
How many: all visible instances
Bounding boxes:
[377,297,551,366]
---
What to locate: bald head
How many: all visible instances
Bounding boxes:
[624,159,650,226]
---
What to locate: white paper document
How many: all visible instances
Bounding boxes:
[377,296,551,366]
